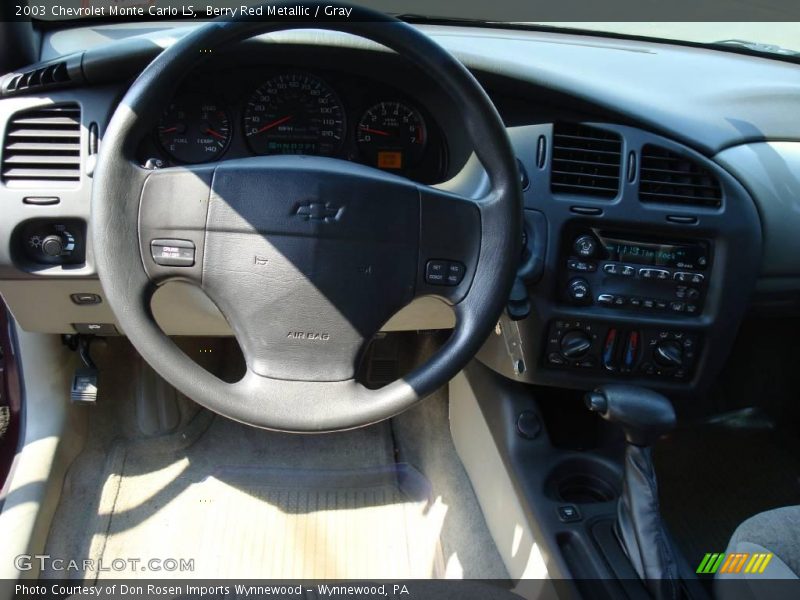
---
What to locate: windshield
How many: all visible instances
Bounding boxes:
[23,1,800,57]
[527,22,800,56]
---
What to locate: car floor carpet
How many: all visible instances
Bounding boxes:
[44,399,506,581]
[654,410,800,568]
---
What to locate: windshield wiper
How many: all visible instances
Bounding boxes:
[711,39,799,57]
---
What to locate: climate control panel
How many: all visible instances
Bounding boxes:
[561,228,711,316]
[545,319,700,380]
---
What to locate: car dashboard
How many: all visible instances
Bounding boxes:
[137,61,448,184]
[1,22,799,402]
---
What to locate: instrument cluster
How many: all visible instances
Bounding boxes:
[146,68,446,183]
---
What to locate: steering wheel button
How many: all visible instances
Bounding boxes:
[151,239,195,267]
[425,259,449,284]
[445,261,466,285]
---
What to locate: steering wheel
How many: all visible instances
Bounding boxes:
[92,2,522,432]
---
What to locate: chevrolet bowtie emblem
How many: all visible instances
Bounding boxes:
[294,202,342,222]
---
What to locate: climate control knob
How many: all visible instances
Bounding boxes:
[560,330,592,359]
[654,340,684,368]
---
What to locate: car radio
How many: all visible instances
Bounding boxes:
[560,228,711,316]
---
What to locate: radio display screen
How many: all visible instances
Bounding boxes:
[600,235,708,270]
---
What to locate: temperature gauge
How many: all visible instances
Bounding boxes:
[157,95,231,164]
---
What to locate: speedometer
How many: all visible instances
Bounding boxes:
[243,73,346,156]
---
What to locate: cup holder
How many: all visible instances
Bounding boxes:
[545,457,621,504]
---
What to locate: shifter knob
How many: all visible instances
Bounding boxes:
[585,384,676,446]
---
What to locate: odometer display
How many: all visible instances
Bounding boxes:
[157,95,231,164]
[243,73,345,156]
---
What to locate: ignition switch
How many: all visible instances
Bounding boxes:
[507,209,548,320]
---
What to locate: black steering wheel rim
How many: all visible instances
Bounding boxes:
[93,2,522,432]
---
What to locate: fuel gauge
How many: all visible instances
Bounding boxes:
[157,95,231,164]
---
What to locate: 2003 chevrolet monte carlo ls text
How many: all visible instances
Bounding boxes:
[0,2,799,600]
[28,4,354,18]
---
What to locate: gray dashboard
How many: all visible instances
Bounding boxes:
[0,21,799,398]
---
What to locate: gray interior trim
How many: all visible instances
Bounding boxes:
[0,325,86,580]
[715,142,800,283]
[0,281,455,335]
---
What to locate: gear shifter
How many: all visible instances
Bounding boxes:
[586,385,680,600]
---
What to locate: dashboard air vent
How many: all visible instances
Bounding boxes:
[2,105,81,184]
[550,123,622,198]
[639,145,722,207]
[2,61,71,95]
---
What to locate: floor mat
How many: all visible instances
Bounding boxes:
[46,414,451,580]
[655,413,800,567]
[92,464,444,579]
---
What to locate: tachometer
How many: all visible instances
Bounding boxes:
[357,101,427,170]
[157,95,231,164]
[243,72,345,156]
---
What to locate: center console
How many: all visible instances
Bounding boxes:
[477,122,763,397]
[545,227,708,380]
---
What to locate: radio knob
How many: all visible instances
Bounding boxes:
[567,277,591,304]
[573,235,598,258]
[654,340,683,368]
[560,331,592,359]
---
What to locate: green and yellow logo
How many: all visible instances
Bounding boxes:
[697,552,773,575]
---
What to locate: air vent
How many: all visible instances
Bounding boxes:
[639,145,722,207]
[550,123,622,198]
[2,105,81,184]
[2,61,71,95]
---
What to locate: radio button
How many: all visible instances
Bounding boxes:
[639,268,654,279]
[568,259,596,272]
[603,263,621,275]
[597,293,615,305]
[655,270,671,280]
[621,265,636,277]
[675,272,705,284]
